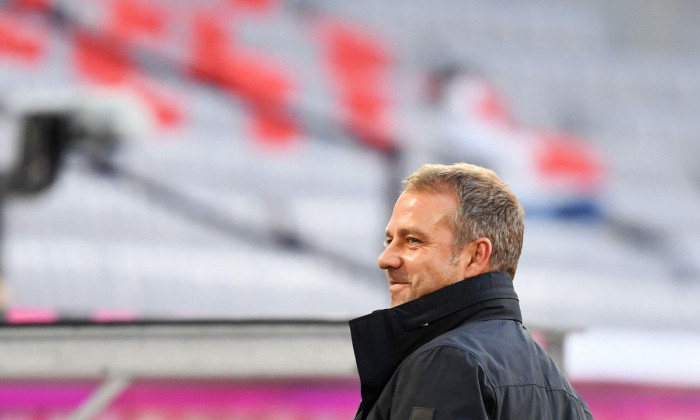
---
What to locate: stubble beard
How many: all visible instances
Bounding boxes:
[389,255,463,307]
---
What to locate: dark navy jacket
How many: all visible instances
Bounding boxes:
[349,271,592,420]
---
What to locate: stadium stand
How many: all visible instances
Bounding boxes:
[1,0,700,418]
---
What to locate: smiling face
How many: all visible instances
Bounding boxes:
[379,189,469,307]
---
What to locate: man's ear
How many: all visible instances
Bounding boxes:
[462,237,492,278]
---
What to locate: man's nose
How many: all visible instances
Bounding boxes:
[378,244,401,270]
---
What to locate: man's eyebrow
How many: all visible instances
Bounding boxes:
[385,227,428,239]
[395,227,428,238]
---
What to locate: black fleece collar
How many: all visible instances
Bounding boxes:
[349,271,521,418]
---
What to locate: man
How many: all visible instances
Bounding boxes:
[349,163,592,420]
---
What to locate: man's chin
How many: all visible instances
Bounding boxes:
[389,284,412,307]
[390,299,405,308]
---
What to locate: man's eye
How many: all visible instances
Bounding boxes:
[407,237,420,244]
[383,239,392,247]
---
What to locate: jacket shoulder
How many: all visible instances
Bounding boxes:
[399,320,593,419]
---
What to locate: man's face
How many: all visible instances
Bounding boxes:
[379,189,467,307]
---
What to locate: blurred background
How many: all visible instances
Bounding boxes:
[1,0,700,418]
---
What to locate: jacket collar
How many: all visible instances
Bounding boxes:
[349,271,521,418]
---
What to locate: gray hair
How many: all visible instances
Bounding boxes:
[403,163,525,277]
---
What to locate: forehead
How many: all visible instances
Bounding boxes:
[387,190,457,231]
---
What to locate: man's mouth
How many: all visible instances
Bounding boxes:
[387,274,409,286]
[388,279,409,292]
